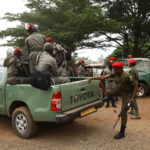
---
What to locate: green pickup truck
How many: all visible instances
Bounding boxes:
[0,66,103,139]
[135,61,150,97]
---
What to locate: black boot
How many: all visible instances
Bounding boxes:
[114,125,126,139]
[111,100,117,108]
[111,97,117,108]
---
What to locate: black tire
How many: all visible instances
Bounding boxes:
[137,83,148,97]
[12,106,37,139]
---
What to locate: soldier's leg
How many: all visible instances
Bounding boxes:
[128,107,134,115]
[7,77,22,85]
[111,96,117,108]
[131,99,141,119]
[7,77,31,85]
[114,93,131,139]
[105,100,110,108]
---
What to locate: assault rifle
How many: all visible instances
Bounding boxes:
[113,98,132,129]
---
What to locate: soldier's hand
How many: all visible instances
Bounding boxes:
[129,98,135,103]
[86,78,93,82]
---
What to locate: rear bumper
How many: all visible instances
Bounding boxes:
[56,100,104,123]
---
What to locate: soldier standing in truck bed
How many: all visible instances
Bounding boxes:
[103,58,117,108]
[25,24,45,74]
[87,62,138,139]
[77,60,86,77]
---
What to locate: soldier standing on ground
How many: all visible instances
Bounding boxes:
[87,62,138,139]
[128,59,141,119]
[77,60,86,77]
[3,48,30,85]
[103,58,117,108]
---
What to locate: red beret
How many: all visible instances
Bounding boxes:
[110,57,116,60]
[112,62,124,68]
[128,59,136,64]
[46,37,53,42]
[14,48,23,54]
[79,60,85,64]
[27,24,34,32]
[107,60,111,63]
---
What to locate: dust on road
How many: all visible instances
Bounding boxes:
[0,97,149,150]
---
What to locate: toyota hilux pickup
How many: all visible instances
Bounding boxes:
[0,66,103,138]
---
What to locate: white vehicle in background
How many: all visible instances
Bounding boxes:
[85,63,104,77]
[93,68,103,77]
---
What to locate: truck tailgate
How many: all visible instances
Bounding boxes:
[60,80,100,112]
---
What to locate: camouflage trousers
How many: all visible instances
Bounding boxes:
[7,76,31,85]
[130,98,139,110]
[121,93,132,126]
[107,89,132,127]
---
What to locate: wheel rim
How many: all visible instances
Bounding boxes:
[15,114,27,134]
[137,86,145,97]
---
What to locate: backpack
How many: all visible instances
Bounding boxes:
[30,69,51,90]
[30,52,51,90]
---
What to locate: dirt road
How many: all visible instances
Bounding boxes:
[0,97,150,150]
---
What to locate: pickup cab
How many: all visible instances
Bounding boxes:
[0,66,103,138]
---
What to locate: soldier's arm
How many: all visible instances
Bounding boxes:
[25,39,30,54]
[87,75,110,82]
[130,81,139,101]
[16,59,23,72]
[129,71,139,100]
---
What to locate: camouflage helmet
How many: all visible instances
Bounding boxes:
[44,42,54,51]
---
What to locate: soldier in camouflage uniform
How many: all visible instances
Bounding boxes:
[25,24,45,54]
[88,62,138,139]
[103,59,117,108]
[77,60,86,77]
[128,59,141,119]
[3,49,30,85]
[58,62,68,77]
[25,24,45,74]
[45,37,67,67]
[35,42,70,84]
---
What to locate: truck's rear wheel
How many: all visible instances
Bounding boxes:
[12,106,37,139]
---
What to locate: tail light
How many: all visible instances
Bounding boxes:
[51,91,62,111]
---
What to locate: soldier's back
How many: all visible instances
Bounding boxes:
[35,52,58,76]
[25,33,45,52]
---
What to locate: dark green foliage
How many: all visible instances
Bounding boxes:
[95,0,150,58]
[0,0,103,52]
[0,0,150,59]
